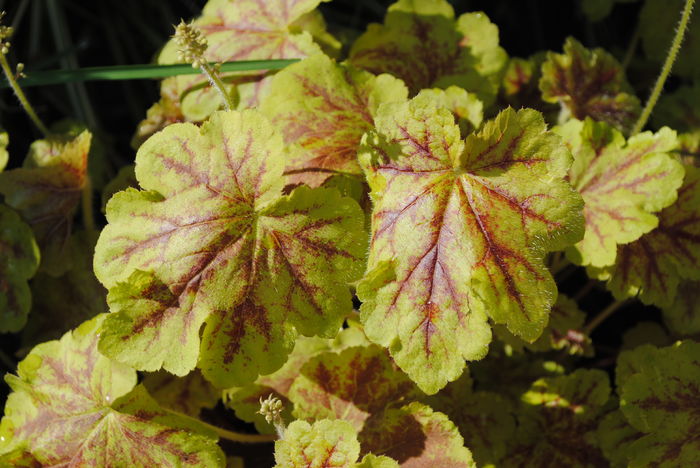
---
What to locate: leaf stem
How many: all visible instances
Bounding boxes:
[0,53,50,137]
[583,299,631,334]
[199,62,235,111]
[573,279,597,302]
[631,0,696,135]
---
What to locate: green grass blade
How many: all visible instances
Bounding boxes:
[2,59,300,88]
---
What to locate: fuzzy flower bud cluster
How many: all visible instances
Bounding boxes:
[0,12,13,55]
[258,394,284,425]
[173,20,208,68]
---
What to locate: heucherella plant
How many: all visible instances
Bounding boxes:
[2,0,700,466]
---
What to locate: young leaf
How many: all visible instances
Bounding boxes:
[555,118,684,267]
[503,369,611,467]
[94,110,366,387]
[273,419,361,468]
[0,131,90,276]
[348,0,507,105]
[0,315,224,466]
[260,54,408,187]
[540,38,641,132]
[358,402,475,467]
[619,340,700,466]
[591,165,700,307]
[158,0,333,120]
[0,205,40,333]
[358,95,584,393]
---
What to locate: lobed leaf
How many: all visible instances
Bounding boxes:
[158,0,333,120]
[556,118,684,267]
[260,54,408,187]
[591,165,700,307]
[274,419,361,468]
[0,131,90,276]
[358,94,584,393]
[288,345,418,431]
[358,402,475,467]
[618,341,700,466]
[94,110,367,387]
[414,86,483,136]
[0,205,40,333]
[540,38,641,132]
[0,315,224,466]
[503,369,611,467]
[348,0,507,105]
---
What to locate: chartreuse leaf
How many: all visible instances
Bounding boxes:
[0,206,40,333]
[359,402,475,467]
[0,315,224,466]
[415,86,483,136]
[493,294,591,355]
[358,94,584,393]
[0,447,40,467]
[0,128,8,171]
[503,369,611,467]
[640,0,700,79]
[224,326,369,434]
[355,454,400,468]
[260,54,408,187]
[0,131,90,276]
[540,38,641,132]
[287,345,474,466]
[555,118,684,267]
[591,165,700,307]
[618,341,700,466]
[348,0,507,105]
[422,371,515,467]
[288,345,417,429]
[274,419,365,468]
[157,0,332,120]
[94,110,366,387]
